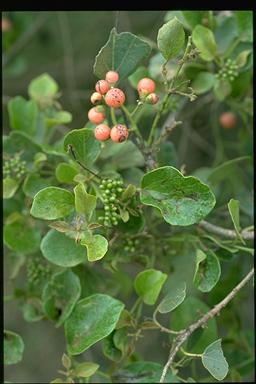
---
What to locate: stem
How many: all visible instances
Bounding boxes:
[198,220,254,240]
[180,347,202,357]
[110,107,118,125]
[131,101,143,117]
[153,309,184,335]
[67,144,102,181]
[160,267,254,383]
[121,105,143,142]
[130,297,142,315]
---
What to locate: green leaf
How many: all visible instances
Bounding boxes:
[45,111,72,126]
[158,282,186,313]
[134,269,167,305]
[42,269,81,327]
[102,333,122,362]
[192,25,217,61]
[235,50,252,68]
[235,11,253,42]
[207,156,251,185]
[73,362,99,378]
[228,199,245,244]
[116,361,179,383]
[93,27,151,82]
[3,178,19,199]
[202,339,229,380]
[213,79,231,101]
[4,330,24,365]
[22,300,44,322]
[182,11,204,29]
[81,234,108,262]
[41,230,86,267]
[192,72,216,94]
[4,221,41,255]
[28,73,58,102]
[23,173,52,198]
[157,141,178,167]
[121,184,137,202]
[157,17,185,60]
[140,166,216,226]
[30,187,74,220]
[4,131,42,162]
[8,96,38,136]
[171,296,218,353]
[193,249,221,292]
[100,140,144,169]
[55,162,78,184]
[214,15,238,54]
[128,66,149,88]
[74,183,97,219]
[65,293,124,355]
[64,128,101,165]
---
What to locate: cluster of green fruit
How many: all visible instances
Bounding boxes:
[3,153,27,180]
[27,256,51,287]
[98,178,124,228]
[124,238,139,253]
[216,59,239,82]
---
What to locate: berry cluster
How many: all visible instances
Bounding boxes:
[3,153,27,180]
[216,59,239,82]
[27,256,51,287]
[124,238,139,253]
[98,178,124,227]
[88,71,129,143]
[137,77,159,104]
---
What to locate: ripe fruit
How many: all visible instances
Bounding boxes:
[95,80,110,95]
[105,70,119,84]
[88,107,105,124]
[137,78,156,94]
[90,92,102,105]
[219,112,236,129]
[94,124,111,141]
[110,124,129,143]
[146,93,159,104]
[105,88,125,108]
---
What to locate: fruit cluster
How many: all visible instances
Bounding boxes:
[88,71,158,143]
[98,178,124,228]
[27,256,51,287]
[3,153,27,180]
[216,59,239,82]
[124,238,139,253]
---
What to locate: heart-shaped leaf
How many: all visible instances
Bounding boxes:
[65,294,124,355]
[28,73,58,102]
[42,269,81,326]
[81,234,108,262]
[134,269,167,305]
[4,330,24,365]
[158,282,186,313]
[40,230,86,267]
[140,166,216,226]
[202,339,229,381]
[192,25,217,61]
[157,17,185,60]
[4,221,41,255]
[93,27,151,82]
[8,96,38,136]
[3,178,19,199]
[74,183,97,219]
[30,187,75,220]
[193,249,221,292]
[64,128,101,165]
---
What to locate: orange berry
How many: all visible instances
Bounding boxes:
[219,112,236,129]
[88,107,105,124]
[105,70,119,84]
[94,124,111,141]
[146,93,159,104]
[90,92,102,105]
[110,124,129,143]
[137,78,156,94]
[95,80,110,95]
[105,88,125,108]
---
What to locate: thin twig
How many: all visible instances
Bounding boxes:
[160,267,254,383]
[199,220,254,240]
[67,144,102,181]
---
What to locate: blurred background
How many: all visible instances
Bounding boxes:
[3,10,253,383]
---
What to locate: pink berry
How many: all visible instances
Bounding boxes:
[105,70,119,84]
[137,78,156,94]
[110,124,129,143]
[90,92,102,105]
[146,93,159,104]
[88,107,105,124]
[105,88,125,108]
[94,124,111,141]
[95,80,110,95]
